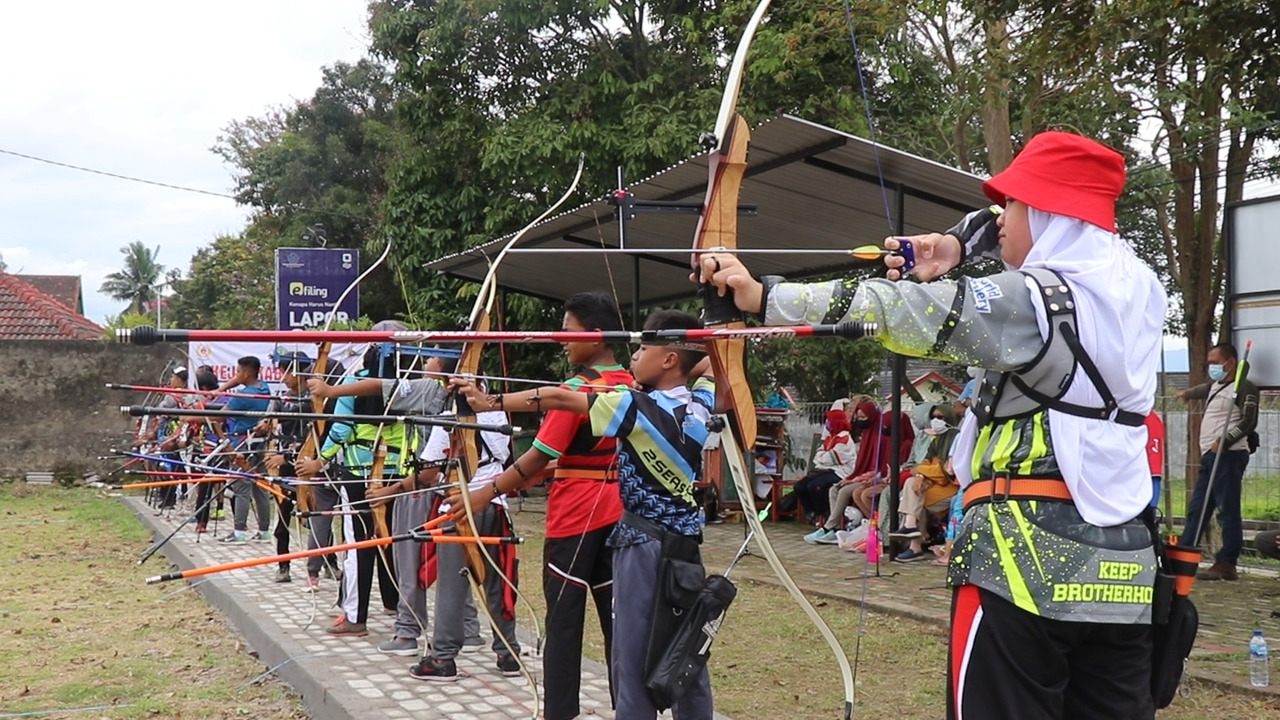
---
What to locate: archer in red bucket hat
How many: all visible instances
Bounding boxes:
[695,126,1168,719]
[982,131,1127,232]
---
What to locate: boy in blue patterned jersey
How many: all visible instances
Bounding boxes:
[452,309,717,720]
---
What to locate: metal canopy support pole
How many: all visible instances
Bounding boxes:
[609,165,757,328]
[887,184,908,547]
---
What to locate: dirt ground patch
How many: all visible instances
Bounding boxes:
[512,503,1280,719]
[0,483,305,719]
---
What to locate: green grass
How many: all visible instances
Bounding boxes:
[5,483,1277,719]
[0,482,305,720]
[1163,473,1280,524]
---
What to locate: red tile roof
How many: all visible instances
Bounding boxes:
[16,274,84,314]
[0,272,103,340]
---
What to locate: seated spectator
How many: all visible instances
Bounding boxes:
[888,402,960,561]
[904,401,941,466]
[808,401,920,545]
[848,403,914,523]
[793,409,857,527]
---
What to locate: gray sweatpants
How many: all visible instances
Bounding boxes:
[431,503,517,659]
[231,477,272,533]
[305,483,342,579]
[612,538,713,720]
[393,491,482,640]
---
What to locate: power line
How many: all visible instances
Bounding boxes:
[0,146,373,222]
[0,146,239,201]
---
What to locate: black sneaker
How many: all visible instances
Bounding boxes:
[409,656,457,682]
[496,653,523,677]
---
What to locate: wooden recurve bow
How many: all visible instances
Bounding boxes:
[691,3,856,718]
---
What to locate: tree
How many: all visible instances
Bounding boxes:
[166,231,281,330]
[367,0,918,388]
[100,241,164,314]
[209,59,406,323]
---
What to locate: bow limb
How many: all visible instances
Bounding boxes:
[692,4,855,718]
[453,156,588,581]
[369,435,393,540]
[292,341,332,517]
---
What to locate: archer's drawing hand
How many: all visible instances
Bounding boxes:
[884,234,961,281]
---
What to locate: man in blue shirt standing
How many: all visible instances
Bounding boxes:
[219,355,274,543]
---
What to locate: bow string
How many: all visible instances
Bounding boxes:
[692,3,857,719]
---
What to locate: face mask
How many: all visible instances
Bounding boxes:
[929,418,948,433]
[852,419,871,432]
[1208,364,1227,382]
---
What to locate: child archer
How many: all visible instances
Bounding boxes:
[452,309,718,720]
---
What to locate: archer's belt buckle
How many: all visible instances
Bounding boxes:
[988,473,1013,504]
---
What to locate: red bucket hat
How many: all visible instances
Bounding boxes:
[982,131,1126,232]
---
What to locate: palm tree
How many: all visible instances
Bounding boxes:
[100,241,165,314]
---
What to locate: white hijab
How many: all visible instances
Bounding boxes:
[956,209,1167,526]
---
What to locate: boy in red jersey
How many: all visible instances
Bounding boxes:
[461,291,634,719]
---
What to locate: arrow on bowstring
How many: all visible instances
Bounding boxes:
[118,323,877,345]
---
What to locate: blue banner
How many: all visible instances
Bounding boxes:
[274,247,360,329]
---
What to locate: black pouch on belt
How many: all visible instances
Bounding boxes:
[1147,514,1200,710]
[645,573,737,710]
[643,531,705,706]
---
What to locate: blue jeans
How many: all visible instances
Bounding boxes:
[1179,450,1251,563]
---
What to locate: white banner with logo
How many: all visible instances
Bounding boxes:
[186,341,368,393]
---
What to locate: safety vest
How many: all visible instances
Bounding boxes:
[950,268,1156,624]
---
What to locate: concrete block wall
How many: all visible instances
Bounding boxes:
[0,340,175,479]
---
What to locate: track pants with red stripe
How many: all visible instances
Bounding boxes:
[948,585,1155,720]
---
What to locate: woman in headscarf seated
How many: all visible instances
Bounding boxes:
[791,407,857,527]
[847,402,915,525]
[888,402,961,561]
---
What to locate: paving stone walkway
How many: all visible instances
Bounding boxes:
[132,494,1280,719]
[128,497,617,720]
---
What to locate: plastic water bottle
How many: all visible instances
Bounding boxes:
[1251,630,1269,687]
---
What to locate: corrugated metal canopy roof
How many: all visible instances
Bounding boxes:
[426,115,989,311]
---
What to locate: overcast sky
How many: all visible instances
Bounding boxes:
[0,0,370,324]
[2,3,1277,335]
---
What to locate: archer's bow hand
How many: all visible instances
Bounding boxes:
[447,484,493,524]
[366,482,400,507]
[264,453,287,472]
[448,377,492,413]
[692,252,764,314]
[295,458,324,479]
[884,234,961,282]
[306,377,335,399]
